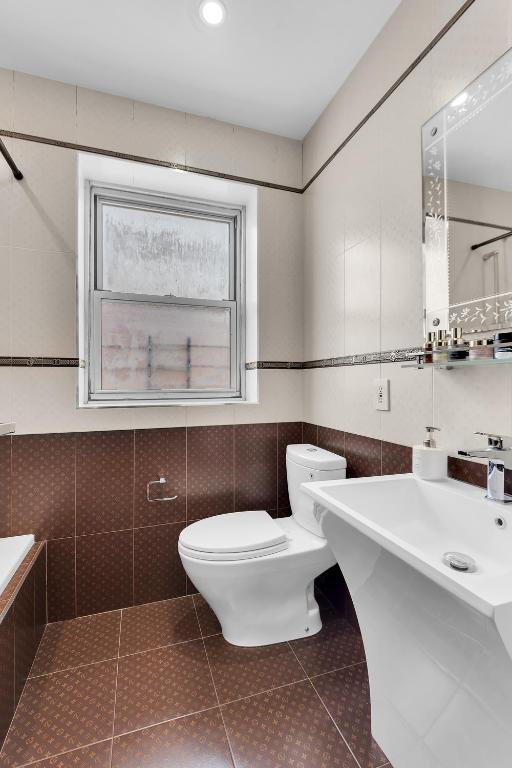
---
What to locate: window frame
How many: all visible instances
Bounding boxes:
[84,183,246,405]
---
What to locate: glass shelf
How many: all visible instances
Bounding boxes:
[402,357,512,370]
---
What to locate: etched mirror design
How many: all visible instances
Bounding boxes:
[422,47,512,335]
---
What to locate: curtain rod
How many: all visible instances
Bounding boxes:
[471,229,512,251]
[0,138,23,180]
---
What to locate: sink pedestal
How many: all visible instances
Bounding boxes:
[321,509,512,768]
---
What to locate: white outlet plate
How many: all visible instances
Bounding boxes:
[374,378,390,411]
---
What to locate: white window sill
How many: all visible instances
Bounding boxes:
[78,398,258,409]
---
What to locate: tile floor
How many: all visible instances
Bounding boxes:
[0,591,391,768]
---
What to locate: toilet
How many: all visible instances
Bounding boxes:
[178,443,347,646]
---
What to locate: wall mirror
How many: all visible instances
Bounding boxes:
[423,47,512,335]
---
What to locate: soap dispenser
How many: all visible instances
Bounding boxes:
[412,426,447,480]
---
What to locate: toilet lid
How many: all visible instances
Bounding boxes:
[179,510,289,560]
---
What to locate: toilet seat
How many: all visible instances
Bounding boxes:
[178,510,290,561]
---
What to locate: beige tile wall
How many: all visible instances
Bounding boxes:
[2,0,512,445]
[302,0,512,456]
[0,70,303,432]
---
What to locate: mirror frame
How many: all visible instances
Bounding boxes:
[422,47,512,336]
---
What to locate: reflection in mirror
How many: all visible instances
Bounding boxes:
[423,47,512,336]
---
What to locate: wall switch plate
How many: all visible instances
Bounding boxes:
[374,378,390,411]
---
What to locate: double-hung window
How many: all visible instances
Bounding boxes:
[84,185,245,404]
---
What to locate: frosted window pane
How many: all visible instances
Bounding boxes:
[102,205,230,299]
[101,300,231,392]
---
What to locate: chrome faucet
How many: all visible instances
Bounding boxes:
[459,432,512,503]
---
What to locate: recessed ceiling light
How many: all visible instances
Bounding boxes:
[451,92,469,108]
[199,0,226,26]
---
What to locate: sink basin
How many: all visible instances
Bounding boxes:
[303,473,512,768]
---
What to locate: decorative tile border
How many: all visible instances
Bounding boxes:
[0,357,81,367]
[247,348,422,370]
[0,350,423,371]
[245,361,303,370]
[302,0,477,191]
[0,129,302,195]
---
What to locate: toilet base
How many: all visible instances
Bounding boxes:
[181,547,333,646]
[221,585,323,646]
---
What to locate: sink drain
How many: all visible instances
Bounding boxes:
[442,552,476,573]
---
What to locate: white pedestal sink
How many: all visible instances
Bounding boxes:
[303,474,512,768]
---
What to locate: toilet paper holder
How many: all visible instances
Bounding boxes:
[147,477,178,502]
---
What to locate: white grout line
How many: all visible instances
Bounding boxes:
[30,633,207,681]
[118,634,203,660]
[109,609,123,768]
[308,658,367,681]
[4,597,374,768]
[220,677,309,708]
[286,639,364,768]
[12,738,113,768]
[9,701,224,768]
[46,593,193,625]
[5,641,370,768]
[308,675,364,768]
[285,640,309,677]
[191,597,237,768]
[111,703,221,741]
[28,654,120,680]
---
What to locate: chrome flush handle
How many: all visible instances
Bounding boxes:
[147,477,178,503]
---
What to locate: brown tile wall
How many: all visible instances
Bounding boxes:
[0,422,489,628]
[0,544,46,749]
[304,423,414,478]
[0,423,304,622]
[306,422,492,490]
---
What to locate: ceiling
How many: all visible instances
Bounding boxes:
[0,0,401,139]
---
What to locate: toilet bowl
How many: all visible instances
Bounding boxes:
[178,443,346,646]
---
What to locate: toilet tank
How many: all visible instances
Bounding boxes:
[286,444,347,537]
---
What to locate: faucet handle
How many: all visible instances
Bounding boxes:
[474,432,512,450]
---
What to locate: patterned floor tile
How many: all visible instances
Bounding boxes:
[14,741,113,767]
[204,635,305,704]
[312,663,388,768]
[223,681,358,768]
[114,640,217,735]
[30,612,121,677]
[0,661,117,766]
[192,595,221,638]
[289,611,365,677]
[111,709,233,768]
[119,597,200,656]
